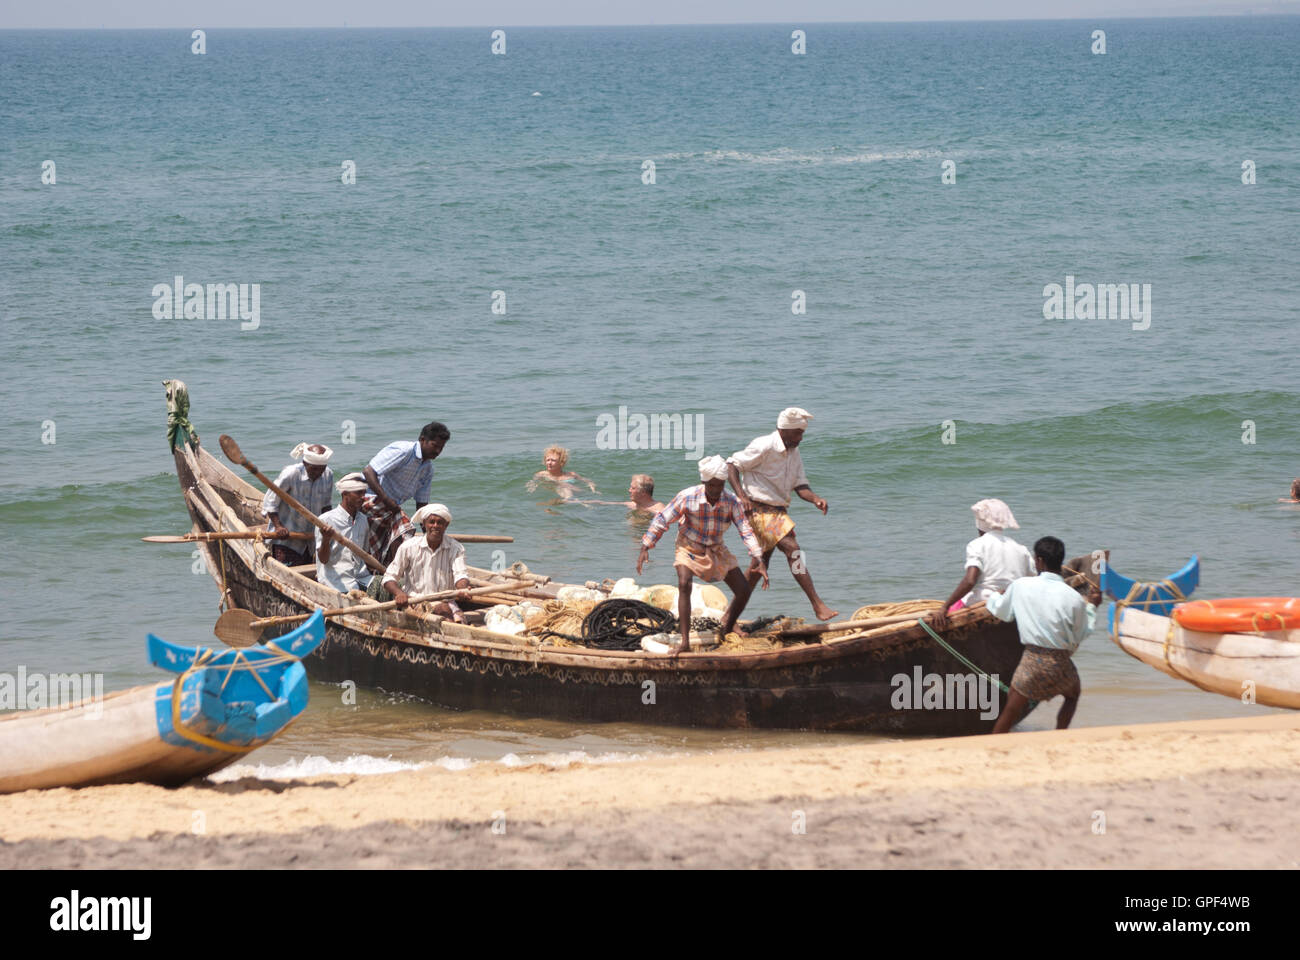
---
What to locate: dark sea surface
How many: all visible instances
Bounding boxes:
[2,19,1297,775]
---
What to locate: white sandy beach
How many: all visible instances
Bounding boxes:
[2,712,1298,868]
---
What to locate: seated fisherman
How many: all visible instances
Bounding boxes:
[315,472,375,594]
[262,442,333,565]
[363,421,451,563]
[637,456,769,653]
[986,536,1103,734]
[382,504,473,623]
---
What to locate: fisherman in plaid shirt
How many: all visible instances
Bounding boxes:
[637,456,769,653]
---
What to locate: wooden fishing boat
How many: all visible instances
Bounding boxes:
[163,384,1100,735]
[0,611,324,793]
[1105,559,1300,709]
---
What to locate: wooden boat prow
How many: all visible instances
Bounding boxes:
[1106,556,1300,710]
[0,612,324,794]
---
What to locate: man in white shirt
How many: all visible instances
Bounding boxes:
[262,443,334,565]
[930,498,1035,629]
[727,407,837,621]
[985,536,1103,733]
[315,473,375,594]
[382,503,472,623]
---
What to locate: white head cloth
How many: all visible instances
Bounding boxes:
[412,503,452,526]
[697,455,729,481]
[291,442,334,465]
[336,472,369,493]
[777,407,814,430]
[971,498,1019,532]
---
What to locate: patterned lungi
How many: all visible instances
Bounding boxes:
[363,498,416,565]
[1010,645,1081,700]
[673,531,739,582]
[748,504,796,552]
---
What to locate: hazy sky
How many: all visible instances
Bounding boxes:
[4,1,1298,29]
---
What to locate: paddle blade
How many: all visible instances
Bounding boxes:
[214,608,262,648]
[142,535,191,543]
[218,434,244,464]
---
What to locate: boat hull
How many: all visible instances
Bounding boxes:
[169,428,1079,735]
[0,684,240,793]
[1111,605,1300,709]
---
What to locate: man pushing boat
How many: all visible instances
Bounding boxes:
[727,407,838,621]
[985,536,1103,733]
[362,421,451,564]
[637,456,769,652]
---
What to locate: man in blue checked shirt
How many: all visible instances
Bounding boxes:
[361,421,451,564]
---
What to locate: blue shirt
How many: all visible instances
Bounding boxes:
[985,572,1097,652]
[368,440,434,505]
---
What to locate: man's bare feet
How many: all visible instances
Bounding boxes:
[813,604,839,621]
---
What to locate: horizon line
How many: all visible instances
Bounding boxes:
[4,12,1300,31]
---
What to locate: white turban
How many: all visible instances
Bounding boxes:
[777,407,814,430]
[698,455,729,481]
[336,472,369,493]
[971,498,1019,531]
[291,442,333,465]
[412,503,452,526]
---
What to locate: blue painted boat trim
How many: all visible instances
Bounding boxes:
[1103,556,1199,632]
[148,611,325,753]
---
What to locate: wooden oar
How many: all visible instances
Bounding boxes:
[213,579,534,646]
[775,612,930,638]
[143,530,313,544]
[219,434,386,574]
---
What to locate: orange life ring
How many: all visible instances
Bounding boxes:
[1172,597,1300,634]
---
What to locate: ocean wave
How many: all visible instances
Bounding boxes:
[207,749,651,782]
[655,147,945,165]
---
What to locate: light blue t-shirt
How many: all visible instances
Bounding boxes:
[985,571,1097,652]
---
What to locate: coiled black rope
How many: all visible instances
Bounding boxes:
[537,598,721,651]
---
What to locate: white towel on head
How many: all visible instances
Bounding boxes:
[291,442,334,465]
[335,472,369,493]
[697,455,729,481]
[412,503,452,526]
[971,498,1019,531]
[777,407,813,430]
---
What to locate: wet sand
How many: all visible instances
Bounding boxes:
[3,713,1298,868]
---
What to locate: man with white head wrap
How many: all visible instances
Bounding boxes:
[262,442,334,565]
[638,456,769,652]
[928,498,1035,631]
[726,408,838,622]
[381,502,472,623]
[315,472,375,593]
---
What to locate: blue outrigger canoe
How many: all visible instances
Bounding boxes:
[0,611,324,793]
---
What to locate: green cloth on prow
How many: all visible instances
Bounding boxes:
[164,379,199,451]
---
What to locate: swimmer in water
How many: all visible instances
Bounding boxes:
[527,445,597,500]
[1278,478,1300,503]
[587,473,667,518]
